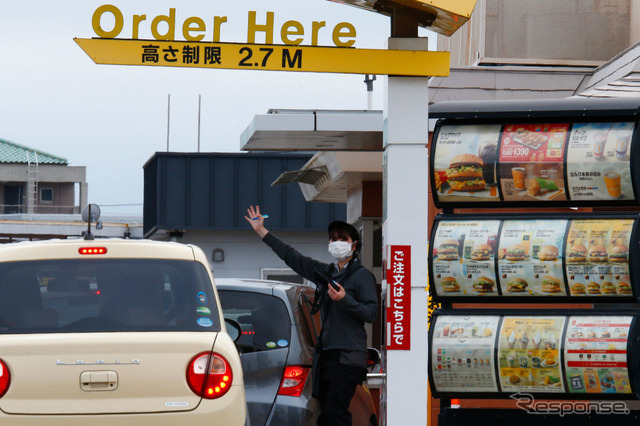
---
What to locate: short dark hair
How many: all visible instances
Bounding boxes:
[328,221,361,253]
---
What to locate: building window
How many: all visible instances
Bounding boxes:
[40,188,54,204]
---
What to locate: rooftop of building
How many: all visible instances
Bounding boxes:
[0,137,67,165]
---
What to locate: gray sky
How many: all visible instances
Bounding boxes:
[0,1,433,214]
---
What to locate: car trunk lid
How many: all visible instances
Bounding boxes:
[0,332,218,415]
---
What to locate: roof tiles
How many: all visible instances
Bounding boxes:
[0,138,67,165]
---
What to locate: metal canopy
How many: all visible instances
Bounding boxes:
[429,97,640,120]
[240,109,383,152]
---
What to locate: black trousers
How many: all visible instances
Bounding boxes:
[317,350,365,426]
[317,376,359,426]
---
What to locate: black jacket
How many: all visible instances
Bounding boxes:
[262,232,378,353]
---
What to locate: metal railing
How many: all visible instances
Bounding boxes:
[0,204,79,215]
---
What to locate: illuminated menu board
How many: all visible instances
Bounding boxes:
[429,312,638,398]
[429,216,637,301]
[431,220,500,296]
[431,121,637,207]
[566,123,634,201]
[497,316,566,393]
[565,219,633,297]
[431,315,500,393]
[564,316,632,394]
[498,219,567,296]
[431,124,502,203]
[499,124,569,202]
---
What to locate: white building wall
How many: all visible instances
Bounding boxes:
[442,0,631,66]
[177,229,332,279]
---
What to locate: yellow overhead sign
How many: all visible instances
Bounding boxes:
[74,38,450,77]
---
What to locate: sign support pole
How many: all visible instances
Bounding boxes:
[383,35,430,425]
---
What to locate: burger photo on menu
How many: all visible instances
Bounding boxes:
[617,282,632,295]
[537,245,558,261]
[507,277,528,293]
[473,276,495,294]
[541,276,562,293]
[567,243,587,263]
[608,245,629,263]
[441,276,461,293]
[505,244,526,261]
[570,283,586,295]
[470,244,492,261]
[601,282,617,295]
[437,239,460,261]
[445,154,486,192]
[588,245,608,262]
[587,282,601,295]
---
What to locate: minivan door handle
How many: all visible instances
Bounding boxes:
[80,371,118,391]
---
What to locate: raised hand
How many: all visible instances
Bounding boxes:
[244,205,268,238]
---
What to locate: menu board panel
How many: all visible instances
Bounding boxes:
[431,315,500,393]
[498,124,570,202]
[564,316,632,394]
[430,214,638,302]
[497,220,568,296]
[498,317,566,393]
[566,123,634,201]
[431,121,639,207]
[432,124,502,203]
[432,220,501,296]
[565,219,633,297]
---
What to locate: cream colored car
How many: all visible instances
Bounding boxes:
[0,238,245,425]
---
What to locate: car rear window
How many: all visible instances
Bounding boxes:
[218,290,291,353]
[0,259,220,333]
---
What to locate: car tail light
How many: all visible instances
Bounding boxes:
[78,247,107,255]
[186,352,233,399]
[277,366,310,397]
[0,359,11,398]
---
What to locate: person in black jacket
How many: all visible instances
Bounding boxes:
[245,205,378,426]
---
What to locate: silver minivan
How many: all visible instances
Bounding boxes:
[217,278,377,426]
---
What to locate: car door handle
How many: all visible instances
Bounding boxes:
[80,371,118,391]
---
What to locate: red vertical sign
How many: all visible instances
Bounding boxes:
[386,245,411,350]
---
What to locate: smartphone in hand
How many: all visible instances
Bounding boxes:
[314,269,340,291]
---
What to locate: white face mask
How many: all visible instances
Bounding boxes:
[328,241,354,261]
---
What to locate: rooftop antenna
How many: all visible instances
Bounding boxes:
[166,94,171,151]
[364,74,376,110]
[197,94,201,152]
[82,203,101,240]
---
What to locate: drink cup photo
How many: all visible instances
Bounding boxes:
[511,167,526,190]
[603,172,622,198]
[593,134,606,159]
[615,136,630,159]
